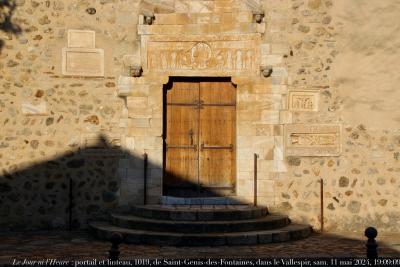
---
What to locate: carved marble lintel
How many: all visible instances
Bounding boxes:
[143,36,260,75]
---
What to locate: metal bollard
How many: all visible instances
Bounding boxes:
[365,227,378,261]
[109,232,123,261]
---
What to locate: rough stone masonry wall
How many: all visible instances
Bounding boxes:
[268,0,400,233]
[0,0,141,230]
[0,0,399,234]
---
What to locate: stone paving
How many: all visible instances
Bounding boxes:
[0,230,399,264]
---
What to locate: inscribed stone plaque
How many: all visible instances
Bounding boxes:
[67,30,95,48]
[142,34,260,75]
[81,134,123,156]
[288,91,319,112]
[284,124,341,156]
[62,48,104,77]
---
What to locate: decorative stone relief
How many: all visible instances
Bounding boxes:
[284,124,341,156]
[142,35,260,75]
[62,29,104,77]
[288,91,319,112]
[80,134,123,156]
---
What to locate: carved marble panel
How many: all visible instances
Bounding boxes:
[67,30,95,48]
[80,134,123,156]
[62,48,104,77]
[284,124,341,156]
[288,91,319,112]
[142,34,260,76]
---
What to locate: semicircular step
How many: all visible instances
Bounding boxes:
[129,205,268,221]
[89,221,312,246]
[111,214,289,233]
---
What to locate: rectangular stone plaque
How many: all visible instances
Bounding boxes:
[288,91,319,112]
[284,124,341,156]
[142,34,260,75]
[62,48,104,77]
[67,30,95,48]
[80,134,123,156]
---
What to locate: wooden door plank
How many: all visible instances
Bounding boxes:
[165,81,200,189]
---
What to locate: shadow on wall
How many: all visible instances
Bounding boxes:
[0,0,21,52]
[0,134,235,232]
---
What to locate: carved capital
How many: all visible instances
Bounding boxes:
[253,12,264,23]
[130,65,143,77]
[143,11,155,25]
[260,65,273,77]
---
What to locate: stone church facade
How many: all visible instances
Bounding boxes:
[0,0,399,233]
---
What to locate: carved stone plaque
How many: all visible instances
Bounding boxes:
[284,124,341,156]
[288,91,319,112]
[62,48,104,77]
[142,34,260,75]
[67,30,95,48]
[80,134,123,156]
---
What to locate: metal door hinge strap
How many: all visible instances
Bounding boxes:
[166,144,197,150]
[201,144,233,151]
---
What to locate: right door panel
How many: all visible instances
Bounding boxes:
[199,81,236,194]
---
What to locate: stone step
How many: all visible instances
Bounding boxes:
[89,222,312,246]
[161,196,245,205]
[130,205,268,221]
[111,214,288,233]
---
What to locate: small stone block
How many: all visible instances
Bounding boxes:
[21,102,47,115]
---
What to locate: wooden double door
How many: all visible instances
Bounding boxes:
[163,78,236,197]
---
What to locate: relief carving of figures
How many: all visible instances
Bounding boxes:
[190,42,212,69]
[292,96,314,110]
[147,41,256,71]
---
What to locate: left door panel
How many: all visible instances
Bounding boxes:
[164,81,199,190]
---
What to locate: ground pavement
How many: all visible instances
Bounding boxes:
[0,230,399,264]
